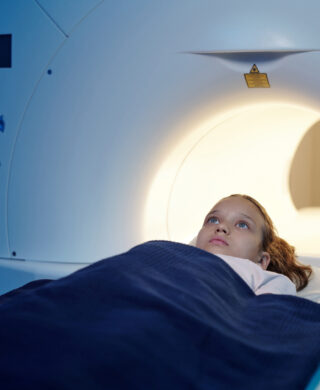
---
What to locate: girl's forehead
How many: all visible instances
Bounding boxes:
[209,197,263,221]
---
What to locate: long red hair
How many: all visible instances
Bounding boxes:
[228,194,313,292]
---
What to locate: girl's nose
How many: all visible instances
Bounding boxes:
[216,224,229,234]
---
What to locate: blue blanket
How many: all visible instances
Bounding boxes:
[0,240,319,389]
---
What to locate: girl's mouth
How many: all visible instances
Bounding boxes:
[209,237,228,246]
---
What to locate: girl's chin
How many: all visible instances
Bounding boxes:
[206,246,232,256]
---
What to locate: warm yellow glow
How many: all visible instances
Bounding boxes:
[144,102,320,256]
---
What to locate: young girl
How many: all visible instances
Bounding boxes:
[195,194,313,294]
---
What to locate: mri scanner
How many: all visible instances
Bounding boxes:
[0,1,320,388]
[1,0,320,289]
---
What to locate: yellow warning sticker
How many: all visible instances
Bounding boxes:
[244,64,270,88]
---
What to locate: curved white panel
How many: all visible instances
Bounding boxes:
[7,0,320,264]
[35,0,104,36]
[8,1,233,263]
[0,0,65,259]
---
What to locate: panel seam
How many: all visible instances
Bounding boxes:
[33,0,69,38]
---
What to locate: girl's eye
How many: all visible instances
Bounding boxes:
[207,216,219,224]
[237,221,249,229]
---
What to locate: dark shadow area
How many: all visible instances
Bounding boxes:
[289,120,320,209]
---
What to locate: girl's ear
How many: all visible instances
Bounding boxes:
[259,252,271,270]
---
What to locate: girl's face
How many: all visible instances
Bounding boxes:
[196,196,270,269]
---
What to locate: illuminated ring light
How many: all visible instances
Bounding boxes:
[144,102,320,256]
